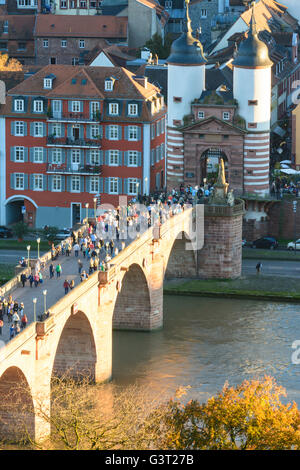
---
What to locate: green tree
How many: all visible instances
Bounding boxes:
[144,33,173,60]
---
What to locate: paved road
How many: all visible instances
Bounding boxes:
[0,250,47,265]
[242,259,300,277]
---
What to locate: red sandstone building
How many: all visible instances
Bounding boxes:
[0,65,166,227]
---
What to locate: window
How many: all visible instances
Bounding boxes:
[80,0,86,7]
[109,177,118,194]
[34,174,43,191]
[201,9,207,18]
[90,150,100,165]
[109,150,119,166]
[128,151,138,166]
[61,40,67,47]
[18,42,26,51]
[108,125,118,140]
[0,42,7,50]
[34,100,43,113]
[128,125,138,141]
[52,123,62,137]
[91,101,100,118]
[248,100,258,106]
[44,78,52,89]
[3,21,8,34]
[33,147,44,162]
[90,125,100,139]
[14,99,24,112]
[109,103,119,115]
[128,178,138,195]
[248,122,257,129]
[15,121,24,136]
[79,39,85,49]
[60,0,67,7]
[71,149,81,164]
[15,173,24,190]
[105,79,113,91]
[151,123,156,139]
[90,176,99,193]
[52,148,62,164]
[173,96,182,103]
[198,111,205,119]
[15,147,24,162]
[72,57,79,66]
[43,39,48,48]
[165,0,172,8]
[128,103,138,116]
[223,112,230,121]
[52,175,62,191]
[72,101,81,113]
[34,122,43,137]
[71,175,80,192]
[50,57,56,65]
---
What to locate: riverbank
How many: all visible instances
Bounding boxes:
[242,248,300,261]
[164,275,300,302]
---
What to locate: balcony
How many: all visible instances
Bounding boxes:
[47,136,101,148]
[47,112,101,123]
[46,163,102,175]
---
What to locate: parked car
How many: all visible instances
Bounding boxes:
[0,226,13,238]
[252,237,278,249]
[242,239,247,247]
[287,239,300,250]
[47,229,71,241]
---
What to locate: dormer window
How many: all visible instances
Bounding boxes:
[128,103,138,116]
[14,99,24,112]
[105,79,113,91]
[223,112,230,121]
[44,78,52,89]
[109,103,119,115]
[34,100,43,113]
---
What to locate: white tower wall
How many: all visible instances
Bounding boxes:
[166,64,205,188]
[167,64,205,127]
[234,66,272,195]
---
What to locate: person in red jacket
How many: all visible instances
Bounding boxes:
[63,279,69,295]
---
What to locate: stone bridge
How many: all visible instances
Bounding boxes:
[0,202,244,441]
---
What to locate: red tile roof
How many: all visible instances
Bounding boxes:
[34,14,128,39]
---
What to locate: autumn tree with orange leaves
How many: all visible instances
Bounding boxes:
[0,53,22,71]
[154,376,300,450]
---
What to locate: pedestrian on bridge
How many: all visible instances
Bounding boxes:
[49,263,54,279]
[21,313,28,329]
[0,319,3,335]
[56,264,62,278]
[9,324,14,340]
[78,259,83,275]
[21,273,27,287]
[63,279,69,295]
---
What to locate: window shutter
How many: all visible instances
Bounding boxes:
[118,178,122,195]
[10,147,15,162]
[138,152,142,167]
[11,122,15,136]
[61,149,66,164]
[80,176,84,192]
[66,176,71,192]
[24,97,28,113]
[61,176,65,192]
[24,148,28,162]
[99,125,103,138]
[67,125,72,138]
[99,177,103,194]
[99,150,103,165]
[30,147,34,162]
[87,177,91,194]
[10,173,15,189]
[43,174,47,191]
[48,175,52,191]
[30,122,34,137]
[23,122,27,136]
[124,178,128,195]
[124,126,128,140]
[80,150,84,166]
[60,123,64,137]
[118,151,123,166]
[151,149,154,166]
[138,126,141,141]
[105,151,109,165]
[43,148,47,163]
[67,150,71,168]
[105,178,109,194]
[124,151,128,166]
[30,174,34,190]
[105,126,109,139]
[79,126,84,139]
[24,174,28,190]
[118,126,122,140]
[43,123,47,137]
[86,150,90,165]
[86,126,90,139]
[80,101,83,112]
[68,101,72,112]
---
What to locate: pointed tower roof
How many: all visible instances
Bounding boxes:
[232,2,273,68]
[167,0,206,66]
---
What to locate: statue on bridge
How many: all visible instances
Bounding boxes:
[209,157,234,206]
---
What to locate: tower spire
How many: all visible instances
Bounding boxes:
[249,1,258,36]
[183,0,192,34]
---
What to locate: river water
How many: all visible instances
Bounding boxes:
[112,295,300,405]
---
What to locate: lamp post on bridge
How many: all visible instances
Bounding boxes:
[27,245,31,268]
[93,197,97,220]
[43,289,47,315]
[85,203,89,224]
[33,297,37,323]
[293,200,297,254]
[37,237,41,260]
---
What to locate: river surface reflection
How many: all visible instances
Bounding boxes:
[112,296,300,404]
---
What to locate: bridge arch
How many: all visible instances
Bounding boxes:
[113,263,151,330]
[0,366,35,441]
[51,310,97,381]
[164,230,197,279]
